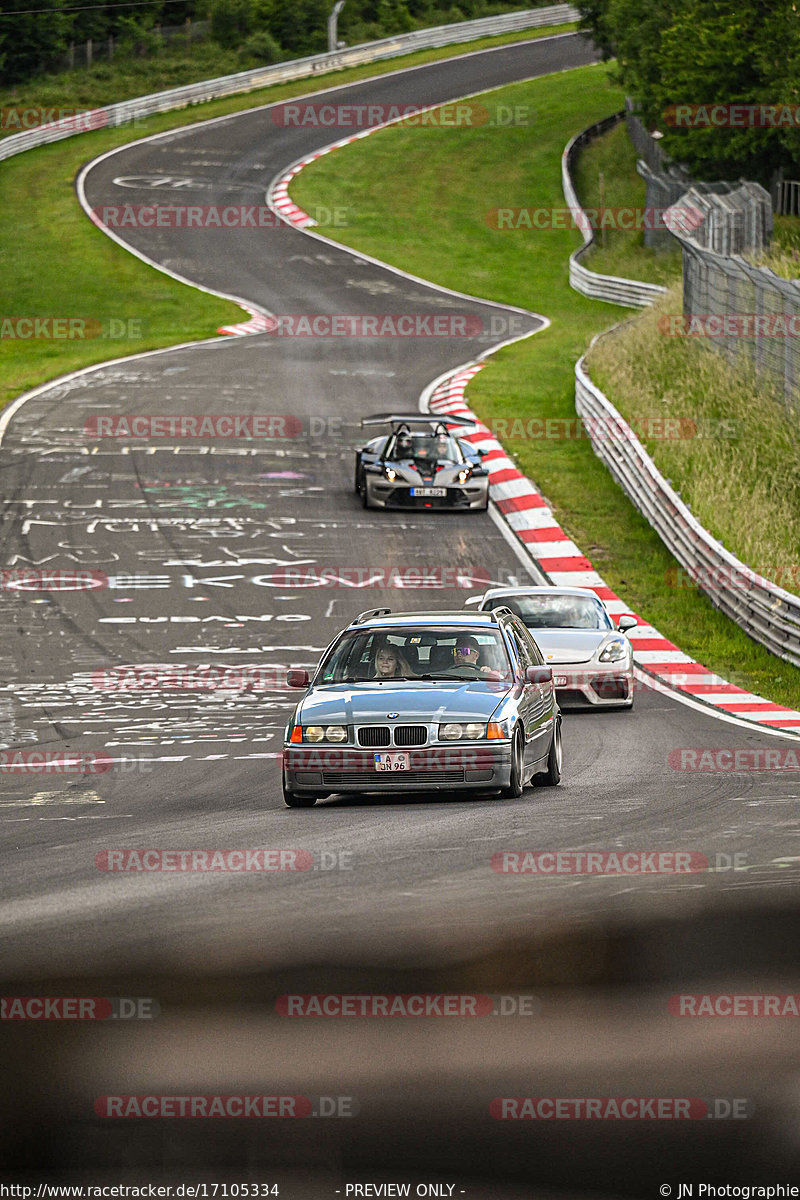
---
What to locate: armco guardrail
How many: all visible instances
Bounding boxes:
[0,5,578,164]
[575,347,800,668]
[562,113,667,308]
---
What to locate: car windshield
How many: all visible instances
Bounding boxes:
[316,627,513,683]
[490,594,613,631]
[387,431,462,463]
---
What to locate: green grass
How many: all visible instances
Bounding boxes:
[0,21,575,410]
[290,61,800,709]
[571,120,683,286]
[748,216,800,279]
[587,286,800,577]
[0,22,576,118]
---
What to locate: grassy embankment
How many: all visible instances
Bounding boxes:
[290,61,800,707]
[0,20,576,410]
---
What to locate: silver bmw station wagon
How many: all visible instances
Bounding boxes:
[281,607,562,807]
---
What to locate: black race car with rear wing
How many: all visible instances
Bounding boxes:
[354,413,489,511]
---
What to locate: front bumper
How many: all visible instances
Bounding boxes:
[283,743,512,793]
[549,662,634,708]
[365,475,489,510]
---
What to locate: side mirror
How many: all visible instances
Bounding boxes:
[617,614,637,632]
[527,666,553,685]
[286,668,310,689]
[475,447,486,457]
[463,595,484,608]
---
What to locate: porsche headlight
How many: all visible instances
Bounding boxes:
[598,638,628,663]
[439,722,487,740]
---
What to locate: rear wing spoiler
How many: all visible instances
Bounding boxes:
[360,413,477,428]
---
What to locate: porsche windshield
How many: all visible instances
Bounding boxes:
[488,594,613,631]
[386,432,463,463]
[316,627,513,683]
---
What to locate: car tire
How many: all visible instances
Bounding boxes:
[537,718,562,787]
[283,777,317,808]
[501,727,524,798]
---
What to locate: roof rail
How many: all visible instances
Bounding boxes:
[352,608,392,625]
[489,605,514,622]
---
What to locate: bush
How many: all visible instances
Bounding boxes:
[210,0,255,49]
[238,28,282,62]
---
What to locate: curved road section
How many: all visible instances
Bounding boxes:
[1,30,798,972]
[2,31,800,1190]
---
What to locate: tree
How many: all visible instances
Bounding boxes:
[578,0,800,186]
[0,0,72,83]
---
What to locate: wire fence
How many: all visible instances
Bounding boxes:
[58,20,211,72]
[774,178,800,217]
[623,106,797,406]
[670,231,800,408]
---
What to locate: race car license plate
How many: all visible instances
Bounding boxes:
[410,487,446,497]
[554,676,568,687]
[374,752,409,772]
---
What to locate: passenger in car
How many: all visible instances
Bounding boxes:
[373,644,416,679]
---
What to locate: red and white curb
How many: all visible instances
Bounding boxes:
[269,136,371,231]
[429,366,800,732]
[217,309,277,337]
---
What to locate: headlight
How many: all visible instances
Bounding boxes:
[384,466,397,482]
[303,725,347,742]
[439,722,487,740]
[598,638,628,663]
[457,468,470,484]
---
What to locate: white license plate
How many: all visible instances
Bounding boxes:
[554,676,568,687]
[411,487,446,497]
[374,752,410,772]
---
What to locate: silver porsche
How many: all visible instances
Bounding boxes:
[466,586,637,709]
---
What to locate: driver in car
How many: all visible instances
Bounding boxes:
[452,635,493,674]
[394,431,412,459]
[433,432,451,459]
